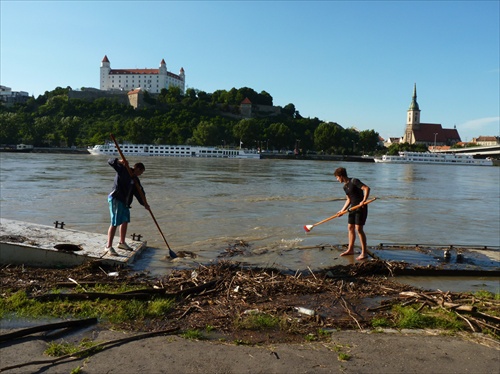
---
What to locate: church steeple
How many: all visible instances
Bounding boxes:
[408,83,420,111]
[407,83,420,127]
[402,83,421,143]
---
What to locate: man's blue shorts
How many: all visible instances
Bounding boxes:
[108,196,130,226]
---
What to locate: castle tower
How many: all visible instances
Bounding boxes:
[158,59,168,90]
[402,83,420,143]
[179,67,185,92]
[159,59,167,74]
[100,55,111,90]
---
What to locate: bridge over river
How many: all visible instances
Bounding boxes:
[434,144,500,158]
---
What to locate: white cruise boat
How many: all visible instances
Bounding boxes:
[374,151,493,166]
[88,143,260,159]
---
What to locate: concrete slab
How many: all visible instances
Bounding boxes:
[0,218,147,268]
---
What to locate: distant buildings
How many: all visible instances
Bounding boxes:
[239,97,281,118]
[99,55,185,94]
[471,136,500,146]
[0,85,30,105]
[401,84,461,146]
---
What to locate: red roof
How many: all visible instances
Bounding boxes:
[102,55,110,63]
[241,97,252,104]
[413,123,461,143]
[108,69,182,80]
[110,69,159,75]
[475,136,498,141]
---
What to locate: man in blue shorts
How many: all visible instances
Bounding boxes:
[105,158,149,256]
[334,167,371,260]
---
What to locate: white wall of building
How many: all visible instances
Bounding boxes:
[100,56,185,94]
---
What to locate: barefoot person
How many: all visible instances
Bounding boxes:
[333,167,370,260]
[105,158,149,256]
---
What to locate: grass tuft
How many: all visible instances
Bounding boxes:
[181,329,205,340]
[234,312,280,330]
[393,305,464,331]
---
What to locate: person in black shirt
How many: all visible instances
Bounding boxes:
[105,158,149,256]
[333,167,371,260]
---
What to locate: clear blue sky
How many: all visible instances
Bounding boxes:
[1,1,499,142]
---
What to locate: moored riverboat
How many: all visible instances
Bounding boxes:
[88,143,260,159]
[374,151,493,166]
[0,144,34,153]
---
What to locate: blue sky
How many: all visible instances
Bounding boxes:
[1,1,499,142]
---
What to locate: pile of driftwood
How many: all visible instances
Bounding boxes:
[2,260,498,339]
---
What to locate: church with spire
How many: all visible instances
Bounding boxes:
[401,84,461,146]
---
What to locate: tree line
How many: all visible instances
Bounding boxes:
[0,86,383,155]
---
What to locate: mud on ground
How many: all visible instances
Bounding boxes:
[0,259,494,345]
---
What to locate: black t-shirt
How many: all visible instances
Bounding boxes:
[343,178,366,206]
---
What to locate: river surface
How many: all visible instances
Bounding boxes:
[1,153,499,291]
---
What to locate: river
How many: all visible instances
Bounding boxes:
[1,153,499,291]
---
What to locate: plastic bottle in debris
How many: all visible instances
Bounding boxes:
[295,307,315,316]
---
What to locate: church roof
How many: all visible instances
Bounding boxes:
[413,123,461,143]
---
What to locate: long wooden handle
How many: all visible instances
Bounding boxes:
[312,197,377,228]
[311,212,343,228]
[110,134,176,258]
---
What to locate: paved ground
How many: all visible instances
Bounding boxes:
[0,328,498,373]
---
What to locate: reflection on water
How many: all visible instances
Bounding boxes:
[1,153,499,283]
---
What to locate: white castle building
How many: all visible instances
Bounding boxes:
[99,55,185,94]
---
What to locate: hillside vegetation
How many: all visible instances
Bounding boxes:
[0,86,382,155]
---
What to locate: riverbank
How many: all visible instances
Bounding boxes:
[260,153,375,162]
[32,147,90,154]
[1,261,499,373]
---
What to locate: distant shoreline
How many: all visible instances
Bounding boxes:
[32,147,90,154]
[260,153,375,162]
[25,148,375,161]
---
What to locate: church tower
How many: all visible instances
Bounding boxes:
[402,83,420,143]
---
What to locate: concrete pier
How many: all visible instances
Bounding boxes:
[0,218,146,267]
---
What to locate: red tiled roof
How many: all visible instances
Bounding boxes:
[475,136,498,141]
[102,55,109,63]
[108,69,182,80]
[167,71,181,79]
[413,123,461,142]
[110,69,159,75]
[241,97,252,104]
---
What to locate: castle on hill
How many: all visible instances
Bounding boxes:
[99,55,185,94]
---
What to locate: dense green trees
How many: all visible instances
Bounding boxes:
[0,86,383,154]
[386,142,428,155]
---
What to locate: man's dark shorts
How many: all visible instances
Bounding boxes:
[348,206,368,226]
